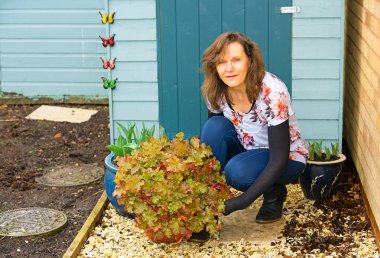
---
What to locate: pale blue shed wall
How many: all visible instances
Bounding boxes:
[0,0,345,147]
[292,0,345,148]
[0,0,107,101]
[107,0,159,142]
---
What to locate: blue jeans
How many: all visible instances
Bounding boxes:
[201,116,305,191]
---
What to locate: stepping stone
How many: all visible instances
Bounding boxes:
[26,105,98,123]
[36,163,103,187]
[0,207,67,237]
[220,209,285,244]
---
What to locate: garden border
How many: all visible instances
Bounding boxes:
[62,177,380,257]
[360,183,380,251]
[63,191,109,258]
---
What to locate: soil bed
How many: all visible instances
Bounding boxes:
[0,104,110,258]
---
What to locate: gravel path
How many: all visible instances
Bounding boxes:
[79,182,379,257]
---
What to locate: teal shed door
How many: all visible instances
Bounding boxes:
[157,0,292,138]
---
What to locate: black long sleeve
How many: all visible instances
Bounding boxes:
[223,120,290,215]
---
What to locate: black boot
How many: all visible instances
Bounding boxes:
[255,184,287,224]
[189,228,210,243]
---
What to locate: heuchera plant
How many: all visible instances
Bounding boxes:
[113,132,233,243]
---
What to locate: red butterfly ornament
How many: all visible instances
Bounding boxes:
[99,34,115,47]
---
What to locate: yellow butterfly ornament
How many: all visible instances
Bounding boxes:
[99,11,115,24]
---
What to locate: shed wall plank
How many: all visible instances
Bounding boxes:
[176,0,201,136]
[298,120,339,140]
[199,0,223,126]
[111,20,156,40]
[293,0,342,18]
[0,25,105,39]
[2,68,106,82]
[293,100,340,119]
[222,0,245,32]
[2,54,103,68]
[293,18,341,38]
[0,11,102,24]
[293,38,341,59]
[113,101,159,121]
[111,62,157,82]
[157,0,179,135]
[109,0,155,19]
[292,79,340,100]
[111,41,156,61]
[112,83,158,101]
[292,60,340,79]
[0,40,105,54]
[1,82,105,96]
[0,0,104,9]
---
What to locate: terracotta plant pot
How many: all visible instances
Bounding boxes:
[104,153,134,218]
[144,227,185,243]
[299,154,346,200]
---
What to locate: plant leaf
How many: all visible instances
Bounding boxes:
[325,147,331,160]
[106,145,124,157]
[159,126,166,137]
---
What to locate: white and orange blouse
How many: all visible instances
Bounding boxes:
[208,71,308,164]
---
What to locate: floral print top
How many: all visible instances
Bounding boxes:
[209,72,308,164]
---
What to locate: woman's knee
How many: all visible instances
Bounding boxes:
[224,150,269,191]
[201,116,234,143]
[224,161,251,191]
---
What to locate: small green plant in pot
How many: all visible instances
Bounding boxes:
[104,122,158,217]
[113,132,233,243]
[299,140,346,200]
[106,122,157,160]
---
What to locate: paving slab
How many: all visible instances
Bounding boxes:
[26,105,98,123]
[220,208,285,244]
[0,207,67,237]
[35,163,104,187]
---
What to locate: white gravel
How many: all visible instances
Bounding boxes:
[79,184,379,257]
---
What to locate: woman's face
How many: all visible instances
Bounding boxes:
[216,42,250,90]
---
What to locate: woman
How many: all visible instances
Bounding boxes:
[201,32,308,224]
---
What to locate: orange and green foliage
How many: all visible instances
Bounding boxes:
[113,132,233,243]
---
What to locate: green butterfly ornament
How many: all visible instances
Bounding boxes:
[101,77,118,90]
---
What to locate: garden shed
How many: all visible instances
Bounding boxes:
[106,0,346,150]
[0,0,345,149]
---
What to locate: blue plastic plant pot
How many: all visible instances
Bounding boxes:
[299,154,346,201]
[104,153,135,218]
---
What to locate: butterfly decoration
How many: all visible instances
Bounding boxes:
[99,11,115,24]
[101,77,118,90]
[99,34,116,47]
[100,57,116,70]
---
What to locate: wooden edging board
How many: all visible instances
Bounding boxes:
[359,183,380,251]
[63,191,109,258]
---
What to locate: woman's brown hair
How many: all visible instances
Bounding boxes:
[201,32,265,111]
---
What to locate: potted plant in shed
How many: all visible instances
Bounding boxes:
[113,132,233,243]
[299,141,346,200]
[104,122,156,217]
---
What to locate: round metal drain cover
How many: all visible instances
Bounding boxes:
[36,163,104,187]
[0,207,67,237]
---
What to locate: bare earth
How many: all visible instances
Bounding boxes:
[0,104,110,258]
